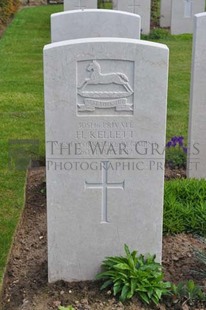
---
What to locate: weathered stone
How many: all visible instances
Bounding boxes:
[112,0,151,35]
[64,0,97,11]
[171,0,205,35]
[44,37,169,282]
[160,0,172,28]
[51,9,141,42]
[187,13,206,178]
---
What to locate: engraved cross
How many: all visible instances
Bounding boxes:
[85,162,125,223]
[75,0,86,9]
[128,0,141,14]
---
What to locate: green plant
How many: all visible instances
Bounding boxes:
[149,28,170,40]
[164,179,206,236]
[98,0,112,9]
[165,136,187,169]
[171,280,206,304]
[96,244,171,304]
[58,306,75,310]
[151,0,160,27]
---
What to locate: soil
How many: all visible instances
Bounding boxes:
[165,165,186,180]
[1,166,206,310]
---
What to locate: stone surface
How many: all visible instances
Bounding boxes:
[44,37,169,282]
[112,0,151,35]
[64,0,97,11]
[187,13,206,178]
[171,0,205,35]
[160,0,172,28]
[51,9,141,42]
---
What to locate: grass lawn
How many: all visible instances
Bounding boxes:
[0,4,193,285]
[0,4,63,284]
[155,35,192,141]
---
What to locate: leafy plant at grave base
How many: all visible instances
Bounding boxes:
[171,280,206,304]
[165,136,187,169]
[193,248,206,278]
[148,28,170,40]
[96,244,171,304]
[164,179,206,236]
[58,306,75,310]
[98,0,112,9]
[151,0,160,27]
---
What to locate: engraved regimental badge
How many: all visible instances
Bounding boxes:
[77,60,134,116]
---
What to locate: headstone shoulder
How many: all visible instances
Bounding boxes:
[51,9,141,42]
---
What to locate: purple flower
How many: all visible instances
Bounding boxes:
[166,141,172,148]
[166,135,186,150]
[177,136,184,146]
[183,147,187,154]
[171,136,178,142]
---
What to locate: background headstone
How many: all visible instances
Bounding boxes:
[44,37,169,282]
[64,0,97,11]
[160,0,172,28]
[51,9,141,42]
[112,0,151,35]
[171,0,205,35]
[187,13,206,178]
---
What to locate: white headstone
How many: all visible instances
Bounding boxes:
[64,0,97,11]
[112,0,151,35]
[51,9,141,42]
[160,0,172,28]
[187,13,206,178]
[44,37,169,282]
[171,0,205,35]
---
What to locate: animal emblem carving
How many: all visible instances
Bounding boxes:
[77,60,134,113]
[78,61,133,93]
